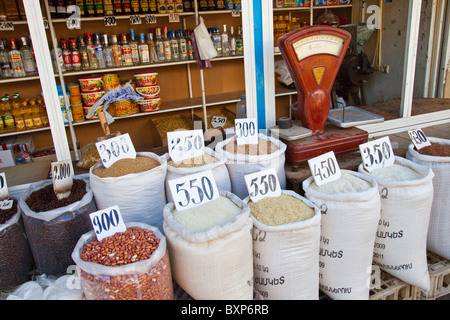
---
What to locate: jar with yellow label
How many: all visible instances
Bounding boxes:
[71,103,85,123]
[113,100,132,117]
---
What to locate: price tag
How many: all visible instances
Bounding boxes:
[211,116,227,128]
[145,14,156,24]
[0,21,14,31]
[51,160,73,200]
[167,129,205,163]
[244,168,282,203]
[168,13,180,23]
[235,118,258,145]
[104,16,117,26]
[168,170,220,211]
[0,173,9,201]
[308,151,342,186]
[0,199,13,210]
[408,128,431,150]
[66,5,81,29]
[359,136,395,172]
[231,9,241,17]
[129,14,142,25]
[95,133,137,168]
[89,206,127,241]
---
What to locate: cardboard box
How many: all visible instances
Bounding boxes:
[0,149,15,168]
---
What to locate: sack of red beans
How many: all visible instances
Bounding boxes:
[71,222,173,300]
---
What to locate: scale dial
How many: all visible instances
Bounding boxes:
[293,34,345,61]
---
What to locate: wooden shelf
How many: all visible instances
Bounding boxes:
[273,4,352,12]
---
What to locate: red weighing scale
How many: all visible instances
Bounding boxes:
[277,26,369,164]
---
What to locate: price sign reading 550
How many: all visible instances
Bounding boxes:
[359,136,395,172]
[244,168,282,203]
[95,133,137,168]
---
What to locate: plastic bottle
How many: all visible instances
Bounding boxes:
[236,94,246,119]
[120,33,133,66]
[221,24,230,56]
[2,95,15,131]
[110,35,123,67]
[93,33,106,69]
[20,37,37,76]
[138,33,150,64]
[155,28,165,62]
[101,34,114,68]
[85,33,99,69]
[8,38,25,77]
[30,99,43,128]
[129,29,140,65]
[11,94,25,131]
[22,99,34,130]
[37,97,49,127]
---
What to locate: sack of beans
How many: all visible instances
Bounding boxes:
[215,133,287,199]
[19,178,96,275]
[303,170,380,300]
[163,191,253,300]
[0,198,34,290]
[89,152,168,233]
[165,147,231,203]
[358,156,434,291]
[244,190,321,300]
[406,137,450,260]
[72,222,173,300]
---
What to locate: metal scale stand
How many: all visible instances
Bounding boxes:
[275,25,371,164]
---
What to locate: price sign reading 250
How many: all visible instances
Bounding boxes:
[95,133,137,168]
[90,206,127,241]
[168,170,220,211]
[167,129,205,163]
[359,136,395,172]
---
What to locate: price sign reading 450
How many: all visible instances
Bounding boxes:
[51,160,73,200]
[308,151,342,186]
[95,133,137,168]
[408,128,431,150]
[244,168,282,203]
[168,170,219,211]
[359,136,395,172]
[89,206,127,241]
[167,129,205,163]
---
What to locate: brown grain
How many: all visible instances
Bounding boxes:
[92,156,160,177]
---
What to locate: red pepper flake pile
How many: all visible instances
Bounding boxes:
[417,143,450,157]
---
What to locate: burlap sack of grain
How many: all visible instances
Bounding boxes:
[163,191,253,300]
[165,147,231,203]
[214,133,287,200]
[244,190,321,300]
[406,137,450,260]
[358,156,434,291]
[89,152,168,233]
[303,170,380,300]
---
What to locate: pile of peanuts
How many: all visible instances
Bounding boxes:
[79,227,173,300]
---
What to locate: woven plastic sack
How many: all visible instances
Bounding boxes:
[215,133,287,199]
[72,222,173,300]
[244,190,321,300]
[358,156,434,291]
[303,170,380,300]
[0,199,34,290]
[19,178,96,275]
[165,147,231,203]
[89,152,168,233]
[163,191,253,300]
[406,137,450,260]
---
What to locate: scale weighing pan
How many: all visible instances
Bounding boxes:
[269,121,312,141]
[328,106,384,128]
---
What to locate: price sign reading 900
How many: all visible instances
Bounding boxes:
[359,136,395,172]
[95,133,137,168]
[89,206,127,241]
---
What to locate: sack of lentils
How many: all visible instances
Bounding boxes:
[89,152,168,233]
[358,156,434,292]
[19,178,97,276]
[406,137,450,260]
[0,197,34,290]
[166,147,231,203]
[72,222,173,300]
[163,190,253,300]
[303,170,380,300]
[244,190,321,300]
[215,133,287,199]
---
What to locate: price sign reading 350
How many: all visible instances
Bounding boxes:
[359,136,395,172]
[308,151,342,186]
[167,129,205,163]
[168,170,219,211]
[95,133,137,168]
[244,168,282,203]
[51,160,73,200]
[89,206,127,241]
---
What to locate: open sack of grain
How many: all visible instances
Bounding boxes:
[163,190,253,300]
[89,152,168,233]
[244,190,321,300]
[358,156,434,292]
[215,133,287,199]
[303,170,381,300]
[406,137,450,260]
[165,147,231,203]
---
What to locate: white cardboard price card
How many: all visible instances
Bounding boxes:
[168,170,220,211]
[244,168,282,203]
[96,133,137,168]
[408,129,431,150]
[308,151,342,186]
[90,206,127,241]
[235,118,258,145]
[66,5,81,29]
[167,129,205,163]
[359,136,395,172]
[104,16,116,26]
[0,173,9,201]
[51,160,74,200]
[0,199,13,210]
[211,116,227,128]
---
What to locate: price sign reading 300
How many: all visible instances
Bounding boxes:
[95,133,137,168]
